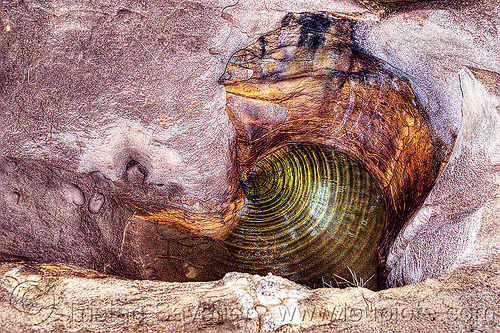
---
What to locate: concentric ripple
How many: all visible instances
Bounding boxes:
[214,144,386,288]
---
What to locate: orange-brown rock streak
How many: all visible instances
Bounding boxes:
[129,178,245,240]
[126,131,244,240]
[132,196,245,240]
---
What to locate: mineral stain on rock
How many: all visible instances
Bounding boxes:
[295,12,333,51]
[214,11,444,289]
[126,12,445,290]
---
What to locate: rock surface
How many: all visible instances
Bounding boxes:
[0,0,499,331]
[1,258,500,332]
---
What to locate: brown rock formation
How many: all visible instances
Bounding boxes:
[0,0,499,331]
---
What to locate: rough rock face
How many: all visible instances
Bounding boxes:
[385,68,500,287]
[1,258,500,332]
[354,1,500,286]
[0,158,137,277]
[0,0,499,331]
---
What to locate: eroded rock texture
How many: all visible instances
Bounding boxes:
[0,0,243,239]
[0,0,499,331]
[220,12,444,288]
[2,258,500,332]
[0,158,137,277]
[355,0,500,287]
